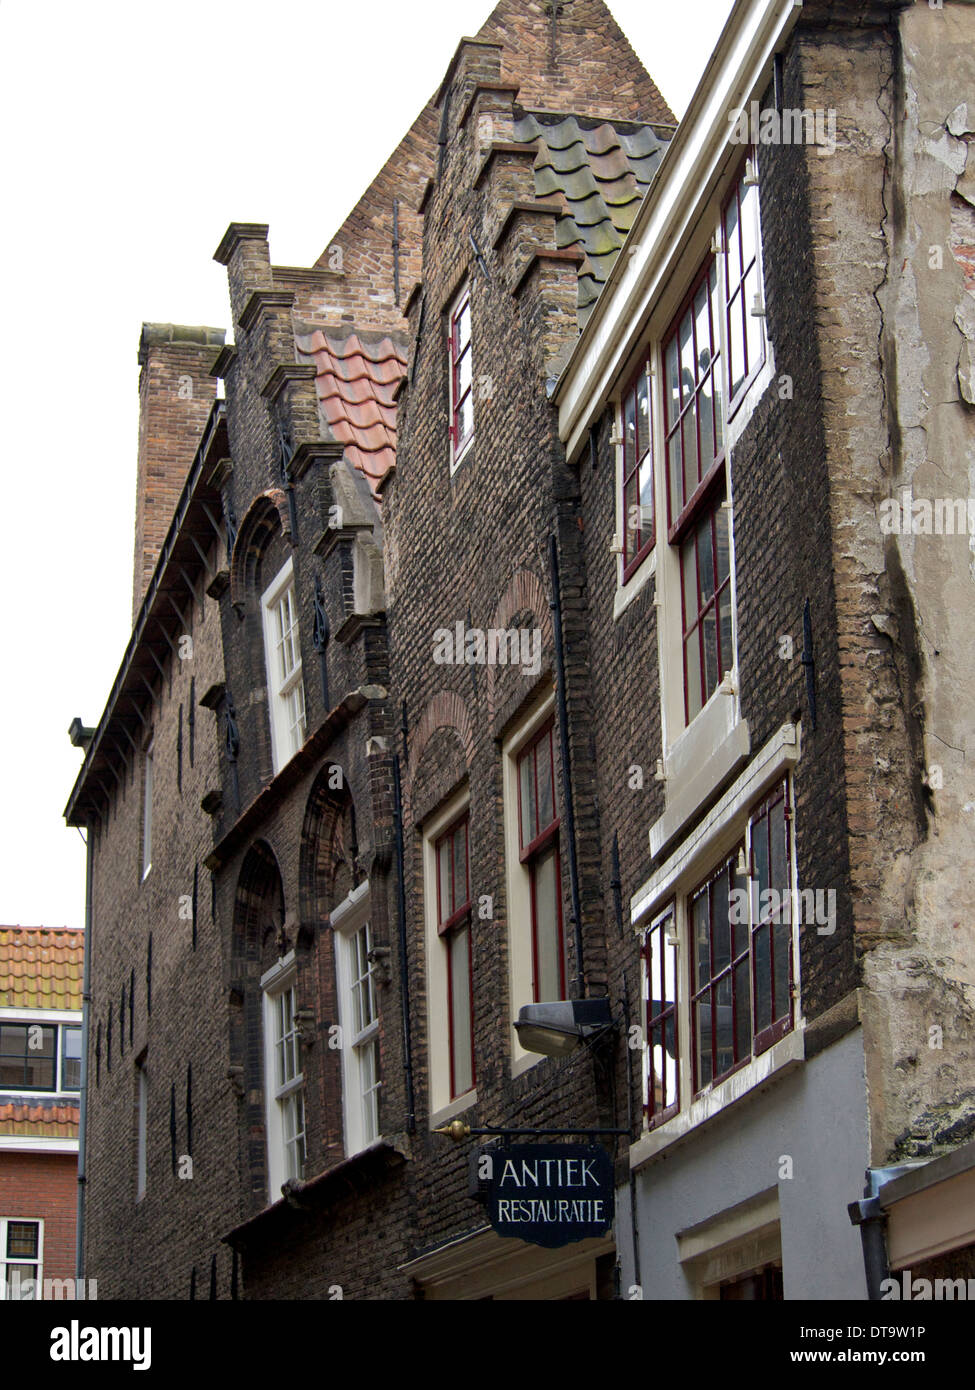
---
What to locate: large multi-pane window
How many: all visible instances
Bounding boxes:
[690,778,794,1093]
[448,284,474,469]
[262,559,307,773]
[0,1023,81,1093]
[436,814,475,1099]
[517,722,567,1002]
[618,157,766,727]
[0,1219,41,1301]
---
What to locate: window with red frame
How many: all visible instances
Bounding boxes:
[724,161,766,412]
[621,352,654,578]
[436,814,475,1098]
[664,260,734,724]
[690,778,794,1094]
[681,496,733,723]
[517,722,566,1001]
[691,848,751,1092]
[642,907,678,1125]
[749,781,793,1052]
[448,287,473,466]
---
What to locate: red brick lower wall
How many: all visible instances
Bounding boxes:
[0,1150,78,1292]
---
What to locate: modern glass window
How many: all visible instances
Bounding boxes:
[448,284,474,469]
[517,722,567,1002]
[262,559,307,773]
[436,814,475,1099]
[643,906,679,1125]
[0,1219,42,1301]
[0,1025,55,1090]
[621,351,654,579]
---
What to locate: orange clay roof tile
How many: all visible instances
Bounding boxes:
[0,1100,80,1139]
[295,329,408,495]
[0,927,84,1012]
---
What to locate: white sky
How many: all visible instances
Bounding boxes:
[0,0,735,929]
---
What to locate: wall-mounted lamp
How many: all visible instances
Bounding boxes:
[513,998,614,1058]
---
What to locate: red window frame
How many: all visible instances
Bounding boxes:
[662,258,726,544]
[749,781,794,1055]
[679,490,733,724]
[620,351,654,580]
[435,813,475,1099]
[723,156,766,419]
[517,721,567,1002]
[448,287,473,464]
[642,906,679,1126]
[689,778,796,1096]
[690,848,752,1094]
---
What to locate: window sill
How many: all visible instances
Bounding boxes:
[449,438,475,476]
[613,548,656,622]
[630,1026,805,1173]
[651,703,750,859]
[430,1089,477,1130]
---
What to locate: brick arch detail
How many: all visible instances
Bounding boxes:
[229,489,292,610]
[405,691,476,823]
[485,567,553,723]
[297,761,358,929]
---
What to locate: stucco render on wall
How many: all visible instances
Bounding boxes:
[620,1029,870,1301]
[858,2,975,1165]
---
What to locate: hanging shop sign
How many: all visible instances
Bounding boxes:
[486,1144,615,1249]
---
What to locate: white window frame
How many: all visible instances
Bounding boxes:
[0,1217,43,1300]
[136,1059,147,1201]
[261,952,306,1198]
[631,725,804,1167]
[423,786,477,1125]
[447,280,475,473]
[502,694,560,1079]
[141,740,153,880]
[331,882,382,1157]
[261,557,306,774]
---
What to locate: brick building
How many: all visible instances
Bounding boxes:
[0,927,84,1300]
[66,0,975,1301]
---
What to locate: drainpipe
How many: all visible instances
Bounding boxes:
[392,746,416,1135]
[75,825,94,1284]
[548,534,585,998]
[848,1169,896,1300]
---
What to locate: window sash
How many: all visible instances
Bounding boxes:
[450,292,474,458]
[680,491,733,722]
[688,779,794,1096]
[643,907,679,1125]
[621,352,654,577]
[436,814,475,1097]
[723,160,767,416]
[0,1219,42,1301]
[663,257,726,543]
[0,1024,56,1091]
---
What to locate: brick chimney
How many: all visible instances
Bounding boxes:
[132,323,226,620]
